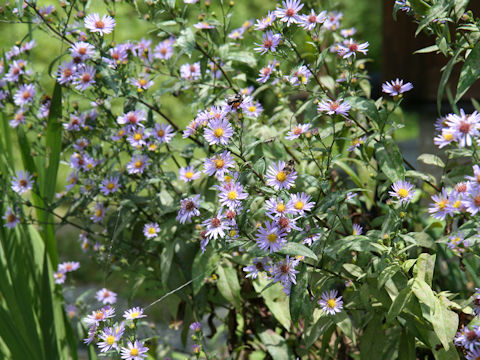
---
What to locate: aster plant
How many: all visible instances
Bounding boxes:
[1,0,480,359]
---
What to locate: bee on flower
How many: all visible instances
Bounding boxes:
[266,160,298,190]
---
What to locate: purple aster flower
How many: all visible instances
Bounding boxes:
[69,41,95,62]
[37,99,50,118]
[299,10,327,31]
[256,220,287,253]
[352,223,363,236]
[154,37,175,60]
[255,11,277,30]
[318,289,343,315]
[389,180,415,204]
[53,271,66,284]
[99,176,120,195]
[11,170,33,194]
[287,65,312,86]
[192,344,201,354]
[340,27,357,37]
[194,21,215,29]
[428,188,453,220]
[265,197,295,219]
[447,233,470,254]
[218,181,248,210]
[65,304,78,319]
[84,13,116,36]
[445,109,480,147]
[323,11,343,30]
[467,165,480,188]
[466,348,480,360]
[98,323,124,352]
[180,62,201,81]
[254,30,281,54]
[2,207,19,229]
[179,166,200,182]
[96,288,117,305]
[228,27,245,40]
[434,128,455,148]
[382,78,413,96]
[83,325,97,345]
[266,161,298,190]
[395,0,411,12]
[143,222,160,239]
[241,97,263,118]
[91,203,106,223]
[84,306,115,326]
[57,61,76,85]
[120,340,148,360]
[73,64,96,91]
[243,257,271,279]
[202,211,230,240]
[64,114,85,132]
[9,109,26,128]
[123,307,146,320]
[272,255,299,287]
[176,195,201,224]
[65,172,79,191]
[127,155,150,174]
[302,231,321,246]
[58,261,80,273]
[203,151,236,180]
[285,123,310,140]
[337,38,369,58]
[204,118,234,145]
[472,288,480,316]
[130,76,154,91]
[189,322,201,332]
[5,59,28,82]
[275,0,303,26]
[117,109,146,128]
[288,192,315,214]
[257,59,278,83]
[317,98,351,117]
[454,326,480,351]
[347,136,367,152]
[127,127,149,148]
[463,187,480,215]
[14,83,35,107]
[134,38,153,64]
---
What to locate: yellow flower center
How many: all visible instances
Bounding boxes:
[185,171,194,179]
[276,203,286,212]
[157,130,165,137]
[453,237,461,245]
[443,133,453,140]
[135,161,143,168]
[397,188,409,198]
[148,227,156,234]
[130,348,139,356]
[139,79,147,86]
[133,133,142,141]
[229,230,237,237]
[130,311,140,318]
[106,336,115,345]
[267,233,277,243]
[215,159,225,169]
[107,182,115,190]
[95,209,103,217]
[56,273,63,279]
[248,106,256,113]
[453,200,461,208]
[228,191,238,200]
[352,230,358,235]
[224,175,232,182]
[437,199,448,210]
[294,201,304,210]
[276,171,287,182]
[214,128,224,137]
[326,299,336,308]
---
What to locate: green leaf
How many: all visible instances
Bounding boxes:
[416,2,450,36]
[386,285,412,324]
[226,51,257,67]
[305,315,334,348]
[413,44,439,54]
[253,276,291,330]
[431,296,458,351]
[412,279,436,309]
[438,47,463,114]
[191,248,216,295]
[289,264,310,324]
[278,242,318,261]
[374,139,405,182]
[399,329,416,360]
[456,41,480,102]
[413,253,436,285]
[359,316,386,360]
[345,96,380,125]
[176,28,195,57]
[377,264,401,289]
[258,330,292,360]
[216,261,242,309]
[417,153,445,167]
